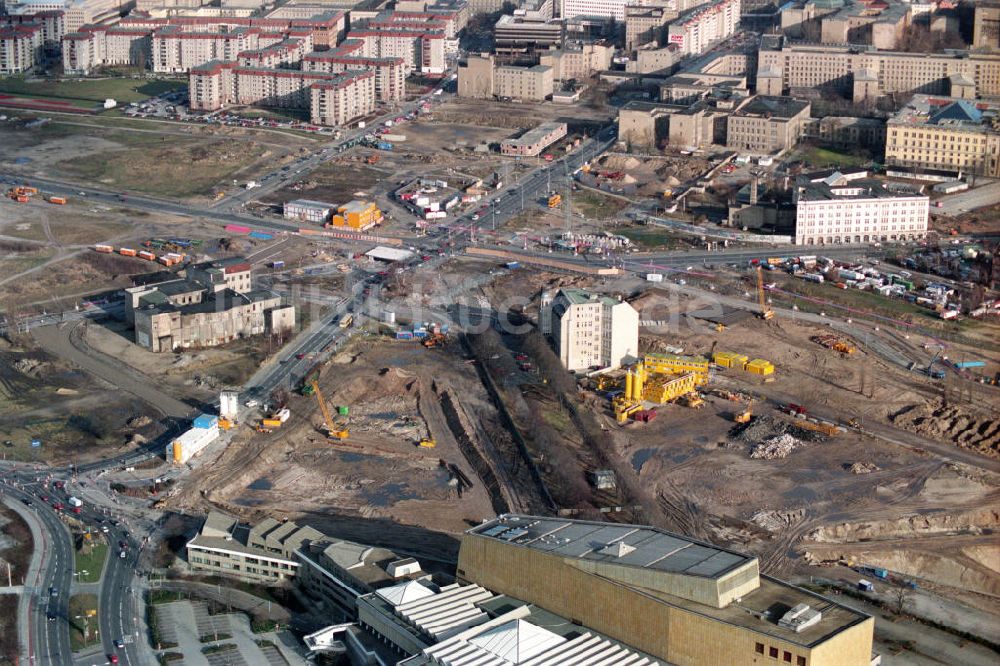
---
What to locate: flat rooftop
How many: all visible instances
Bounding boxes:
[735,95,810,119]
[502,121,566,148]
[467,514,751,580]
[888,95,999,131]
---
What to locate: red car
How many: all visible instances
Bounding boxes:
[72,507,82,515]
[108,654,119,664]
[53,502,64,510]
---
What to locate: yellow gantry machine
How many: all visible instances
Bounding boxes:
[613,353,711,423]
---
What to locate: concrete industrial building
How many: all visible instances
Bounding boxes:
[624,5,675,52]
[548,287,638,371]
[458,53,554,101]
[666,0,741,57]
[125,257,295,352]
[793,170,928,245]
[456,514,877,666]
[974,0,1000,51]
[538,40,613,81]
[493,14,563,58]
[885,95,1000,180]
[757,35,1000,102]
[726,95,811,153]
[500,121,567,157]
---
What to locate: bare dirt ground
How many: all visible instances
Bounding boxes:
[166,338,515,557]
[0,331,162,462]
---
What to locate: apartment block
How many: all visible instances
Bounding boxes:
[348,24,445,75]
[794,171,928,246]
[548,288,638,371]
[885,95,1000,179]
[0,23,43,73]
[187,511,322,584]
[458,52,554,101]
[974,1,1000,51]
[666,0,741,57]
[726,95,811,153]
[538,41,613,80]
[757,36,1000,102]
[62,25,152,75]
[302,39,405,101]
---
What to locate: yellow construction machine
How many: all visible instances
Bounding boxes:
[311,380,349,439]
[735,399,753,424]
[680,392,704,409]
[417,438,436,448]
[755,266,774,321]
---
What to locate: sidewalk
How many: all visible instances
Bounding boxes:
[3,495,48,666]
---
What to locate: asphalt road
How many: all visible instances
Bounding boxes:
[933,179,1000,215]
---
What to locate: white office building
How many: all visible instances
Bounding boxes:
[794,171,929,246]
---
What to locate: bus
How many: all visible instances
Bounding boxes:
[339,314,353,329]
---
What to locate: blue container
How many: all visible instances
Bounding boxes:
[249,231,274,240]
[413,330,428,339]
[396,332,413,340]
[193,414,218,429]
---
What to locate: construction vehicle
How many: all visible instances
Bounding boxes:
[755,265,774,320]
[680,392,704,409]
[310,380,349,439]
[255,425,273,434]
[812,335,855,354]
[735,399,753,424]
[261,418,282,428]
[219,417,235,430]
[422,332,447,348]
[417,438,436,448]
[547,193,562,208]
[366,153,380,165]
[715,323,726,333]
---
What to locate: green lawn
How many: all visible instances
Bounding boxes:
[618,226,687,250]
[796,146,870,169]
[74,538,108,583]
[0,77,186,105]
[237,107,311,122]
[68,593,100,651]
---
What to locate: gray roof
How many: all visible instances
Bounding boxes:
[467,514,752,580]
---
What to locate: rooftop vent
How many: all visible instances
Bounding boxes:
[599,541,636,558]
[778,604,822,633]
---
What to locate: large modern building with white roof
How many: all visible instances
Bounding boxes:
[454,514,877,666]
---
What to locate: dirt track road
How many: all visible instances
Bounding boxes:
[32,321,196,420]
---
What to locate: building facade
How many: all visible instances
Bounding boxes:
[302,39,406,101]
[726,95,811,153]
[974,1,1000,51]
[548,288,638,371]
[538,41,613,81]
[458,53,555,101]
[794,171,929,246]
[885,95,1000,179]
[500,121,566,157]
[666,0,740,57]
[457,515,877,666]
[624,5,675,52]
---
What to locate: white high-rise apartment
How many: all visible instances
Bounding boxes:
[548,288,639,372]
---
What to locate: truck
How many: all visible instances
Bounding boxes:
[505,261,520,269]
[646,274,664,283]
[67,497,83,508]
[339,314,353,329]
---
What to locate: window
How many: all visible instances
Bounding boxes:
[797,657,806,666]
[784,652,792,663]
[770,647,779,658]
[755,643,765,655]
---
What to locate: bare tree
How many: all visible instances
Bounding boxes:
[890,582,912,615]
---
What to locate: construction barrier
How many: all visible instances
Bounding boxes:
[298,228,403,245]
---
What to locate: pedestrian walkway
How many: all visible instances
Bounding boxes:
[3,496,47,666]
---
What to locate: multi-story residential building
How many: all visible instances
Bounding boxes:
[757,35,1000,102]
[726,95,811,153]
[820,0,910,50]
[0,23,44,73]
[348,24,445,75]
[624,5,675,52]
[547,287,638,371]
[62,24,152,73]
[885,95,1000,179]
[974,0,1000,51]
[561,0,632,22]
[794,171,928,246]
[302,39,405,101]
[666,0,741,57]
[187,512,323,584]
[189,59,376,125]
[538,40,613,80]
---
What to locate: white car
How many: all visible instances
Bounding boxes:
[244,399,259,408]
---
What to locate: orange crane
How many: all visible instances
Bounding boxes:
[310,380,348,439]
[755,265,774,320]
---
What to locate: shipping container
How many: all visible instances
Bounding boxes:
[745,359,775,376]
[396,331,414,340]
[261,418,282,428]
[646,273,664,282]
[167,425,219,464]
[712,351,748,369]
[193,414,218,429]
[94,245,114,253]
[47,196,66,205]
[138,250,156,261]
[118,248,137,257]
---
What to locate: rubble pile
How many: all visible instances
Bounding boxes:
[850,461,880,474]
[750,433,800,460]
[750,509,805,532]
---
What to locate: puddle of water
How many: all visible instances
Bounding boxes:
[631,448,656,473]
[363,482,418,507]
[248,477,272,490]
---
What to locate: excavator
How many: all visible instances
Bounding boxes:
[310,380,349,440]
[735,399,753,424]
[755,265,774,321]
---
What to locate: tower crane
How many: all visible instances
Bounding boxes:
[310,380,348,439]
[755,265,774,320]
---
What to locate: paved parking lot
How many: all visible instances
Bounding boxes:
[153,600,300,666]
